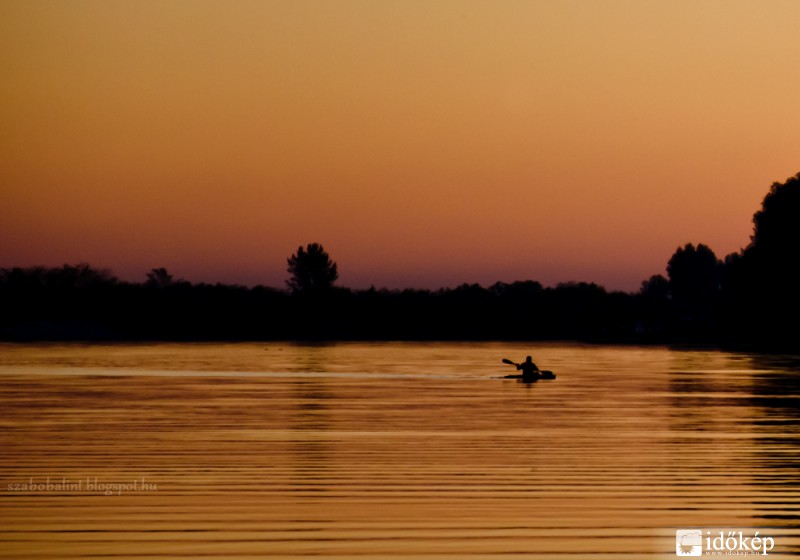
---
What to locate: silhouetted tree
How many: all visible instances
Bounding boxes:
[145,268,174,288]
[722,172,800,350]
[286,243,339,295]
[640,274,669,300]
[748,172,800,268]
[667,244,721,313]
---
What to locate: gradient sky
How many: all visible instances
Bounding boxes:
[2,1,798,291]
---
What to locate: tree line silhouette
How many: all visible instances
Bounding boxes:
[2,172,798,350]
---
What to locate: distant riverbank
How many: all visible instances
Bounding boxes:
[0,269,693,346]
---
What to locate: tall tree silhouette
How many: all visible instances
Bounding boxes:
[748,172,800,267]
[667,243,721,313]
[666,243,721,340]
[286,243,339,295]
[722,172,800,349]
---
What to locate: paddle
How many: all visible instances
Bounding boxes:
[502,358,518,366]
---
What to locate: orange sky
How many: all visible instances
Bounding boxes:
[1,1,798,291]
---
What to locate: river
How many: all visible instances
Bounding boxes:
[0,342,798,558]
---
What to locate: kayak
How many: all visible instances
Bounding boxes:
[504,370,556,380]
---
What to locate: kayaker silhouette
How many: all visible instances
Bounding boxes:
[517,356,539,377]
[502,357,555,380]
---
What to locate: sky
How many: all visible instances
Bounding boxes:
[1,0,798,292]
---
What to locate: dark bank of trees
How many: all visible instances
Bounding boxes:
[0,262,639,343]
[637,171,800,351]
[1,172,799,350]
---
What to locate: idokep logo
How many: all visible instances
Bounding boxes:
[676,529,703,556]
[675,529,776,556]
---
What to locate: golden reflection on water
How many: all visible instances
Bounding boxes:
[0,342,798,559]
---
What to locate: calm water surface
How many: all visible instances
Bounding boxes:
[1,342,798,559]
